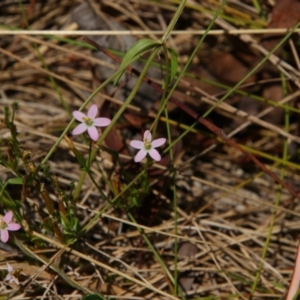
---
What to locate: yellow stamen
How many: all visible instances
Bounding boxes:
[0,219,6,230]
[144,138,151,150]
[83,116,94,126]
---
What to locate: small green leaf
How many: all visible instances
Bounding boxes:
[113,38,161,86]
[167,47,178,83]
[0,177,23,198]
[6,178,23,185]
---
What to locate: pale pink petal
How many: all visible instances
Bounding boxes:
[87,104,98,119]
[151,138,166,148]
[72,111,86,122]
[72,123,87,136]
[4,273,12,282]
[94,118,111,127]
[12,277,19,285]
[7,223,21,231]
[149,148,161,161]
[130,140,144,149]
[143,130,152,142]
[1,229,9,243]
[87,126,99,141]
[3,211,12,224]
[6,263,13,273]
[134,149,147,162]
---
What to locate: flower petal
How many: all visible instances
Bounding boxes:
[149,148,161,161]
[7,223,21,231]
[6,263,13,273]
[151,138,166,148]
[134,149,147,162]
[72,111,86,122]
[130,140,144,149]
[1,229,9,243]
[143,130,152,142]
[12,277,19,285]
[94,118,111,127]
[87,104,98,119]
[4,273,12,282]
[72,123,87,136]
[3,211,12,224]
[87,126,99,141]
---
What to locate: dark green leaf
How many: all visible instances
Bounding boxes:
[0,177,23,197]
[113,38,161,86]
[167,48,178,83]
[6,178,23,185]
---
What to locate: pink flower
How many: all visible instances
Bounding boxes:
[4,263,19,285]
[130,130,166,162]
[0,211,21,243]
[72,104,111,141]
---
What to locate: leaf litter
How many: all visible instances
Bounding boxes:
[1,0,300,299]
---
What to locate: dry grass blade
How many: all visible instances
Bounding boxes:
[1,1,300,299]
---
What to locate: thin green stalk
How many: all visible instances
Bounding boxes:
[73,48,161,199]
[252,0,265,21]
[17,0,28,27]
[14,237,94,295]
[81,169,146,234]
[252,0,261,11]
[17,0,70,115]
[39,72,119,172]
[189,75,300,114]
[154,0,227,122]
[127,212,186,299]
[151,45,170,134]
[250,74,290,297]
[202,20,300,118]
[162,43,179,295]
[163,113,300,169]
[165,107,179,296]
[160,0,186,43]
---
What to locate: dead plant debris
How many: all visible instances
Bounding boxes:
[1,1,300,299]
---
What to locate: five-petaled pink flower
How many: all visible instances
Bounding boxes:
[130,130,166,162]
[4,263,19,285]
[0,211,21,243]
[72,104,111,141]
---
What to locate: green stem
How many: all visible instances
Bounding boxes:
[155,0,227,121]
[203,20,300,118]
[250,74,290,297]
[127,212,185,299]
[39,72,119,170]
[160,0,186,43]
[165,108,179,296]
[74,48,161,200]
